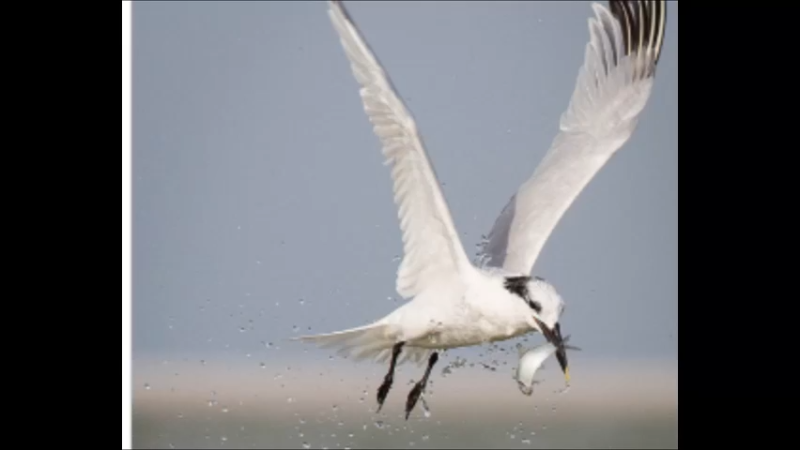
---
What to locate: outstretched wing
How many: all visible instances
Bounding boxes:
[479,0,667,275]
[328,1,474,298]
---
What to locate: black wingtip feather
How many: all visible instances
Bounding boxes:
[608,1,667,73]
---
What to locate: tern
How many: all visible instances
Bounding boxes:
[296,0,668,419]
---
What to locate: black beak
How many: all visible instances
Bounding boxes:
[534,318,570,383]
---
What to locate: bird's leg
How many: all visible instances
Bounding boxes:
[376,341,404,412]
[405,351,439,420]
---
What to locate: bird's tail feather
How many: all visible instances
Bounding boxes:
[293,324,388,359]
[293,323,432,367]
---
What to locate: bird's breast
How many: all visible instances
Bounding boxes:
[415,317,521,349]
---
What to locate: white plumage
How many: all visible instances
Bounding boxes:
[481,1,666,274]
[327,0,473,301]
[295,0,668,418]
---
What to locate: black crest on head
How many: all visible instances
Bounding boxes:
[503,275,542,313]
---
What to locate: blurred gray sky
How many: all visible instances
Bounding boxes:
[132,1,677,363]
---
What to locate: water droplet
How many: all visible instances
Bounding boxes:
[298,298,305,305]
[530,431,537,436]
[287,397,294,403]
[222,407,229,413]
[374,420,385,429]
[200,359,206,365]
[144,383,151,390]
[207,399,217,407]
[421,435,429,441]
[177,413,184,419]
[332,404,338,412]
[221,436,228,442]
[302,443,310,449]
[420,397,431,418]
[259,362,266,369]
[521,439,531,445]
[510,434,516,440]
[239,327,246,333]
[292,325,299,333]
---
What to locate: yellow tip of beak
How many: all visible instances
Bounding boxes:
[564,368,570,384]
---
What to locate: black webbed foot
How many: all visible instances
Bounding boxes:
[404,352,438,420]
[376,342,404,412]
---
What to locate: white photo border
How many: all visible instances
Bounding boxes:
[122,1,132,449]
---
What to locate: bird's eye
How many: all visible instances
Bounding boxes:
[528,299,542,314]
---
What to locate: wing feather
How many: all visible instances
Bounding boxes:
[328,1,473,298]
[479,0,667,275]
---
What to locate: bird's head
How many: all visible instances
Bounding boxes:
[504,275,570,384]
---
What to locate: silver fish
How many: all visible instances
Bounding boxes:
[515,336,580,396]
